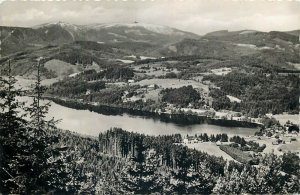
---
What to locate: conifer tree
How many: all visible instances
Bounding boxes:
[0,60,25,133]
[117,148,163,194]
[0,60,27,193]
[23,57,71,193]
[0,58,73,194]
[169,146,193,193]
[26,57,57,133]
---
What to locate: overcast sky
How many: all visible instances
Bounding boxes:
[0,0,299,35]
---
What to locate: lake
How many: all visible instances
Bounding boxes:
[20,97,258,137]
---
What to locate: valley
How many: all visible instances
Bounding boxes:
[3,22,298,157]
[1,20,299,194]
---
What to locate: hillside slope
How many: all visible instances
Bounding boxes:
[157,30,300,69]
[1,23,299,77]
[1,22,200,56]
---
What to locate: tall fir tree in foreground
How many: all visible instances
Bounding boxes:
[0,58,73,194]
[24,57,71,193]
[0,60,28,193]
[0,60,24,133]
[26,57,57,132]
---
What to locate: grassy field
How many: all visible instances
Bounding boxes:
[183,142,235,161]
[245,135,300,155]
[132,63,180,77]
[211,67,232,75]
[226,95,241,103]
[288,62,300,70]
[14,76,58,90]
[278,141,300,153]
[251,137,283,155]
[272,114,299,125]
[144,89,161,102]
[135,78,209,92]
[44,59,81,77]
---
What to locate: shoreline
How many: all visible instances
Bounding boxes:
[43,96,262,128]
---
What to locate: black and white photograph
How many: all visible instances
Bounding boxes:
[0,0,299,194]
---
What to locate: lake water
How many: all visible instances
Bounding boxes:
[20,97,258,137]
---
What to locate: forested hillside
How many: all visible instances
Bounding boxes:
[1,61,300,194]
[203,70,299,117]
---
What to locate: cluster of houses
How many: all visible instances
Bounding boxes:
[182,136,201,144]
[266,123,298,136]
[258,123,299,145]
[139,65,173,72]
[182,135,232,146]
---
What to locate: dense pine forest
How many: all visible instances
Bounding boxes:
[0,60,299,194]
[202,69,299,117]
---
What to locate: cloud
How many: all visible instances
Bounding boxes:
[0,0,299,34]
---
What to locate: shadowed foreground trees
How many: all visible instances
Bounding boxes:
[97,127,300,194]
[0,60,72,194]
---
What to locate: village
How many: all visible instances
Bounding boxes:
[180,120,299,162]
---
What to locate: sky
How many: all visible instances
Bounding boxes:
[0,0,299,35]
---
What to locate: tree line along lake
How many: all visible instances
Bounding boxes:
[19,96,259,137]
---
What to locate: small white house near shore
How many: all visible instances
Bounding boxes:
[127,79,135,83]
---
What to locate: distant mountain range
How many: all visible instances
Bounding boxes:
[0,22,199,55]
[1,21,299,56]
[0,22,299,76]
[160,29,299,57]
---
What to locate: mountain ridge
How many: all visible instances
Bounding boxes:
[0,21,200,55]
[1,22,299,77]
[204,29,300,37]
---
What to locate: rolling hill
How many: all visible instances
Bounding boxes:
[158,29,300,69]
[284,30,300,36]
[1,22,200,56]
[1,22,299,77]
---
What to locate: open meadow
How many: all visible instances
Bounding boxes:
[135,78,209,92]
[183,142,235,161]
